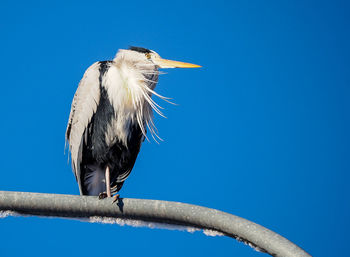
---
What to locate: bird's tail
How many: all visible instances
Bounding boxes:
[82,164,106,196]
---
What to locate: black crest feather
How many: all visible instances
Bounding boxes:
[129,46,151,54]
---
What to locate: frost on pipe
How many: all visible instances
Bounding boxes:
[0,210,225,238]
[0,205,262,254]
[2,211,260,253]
[1,210,223,238]
[88,215,201,233]
[0,210,17,218]
[88,215,226,238]
[1,210,261,253]
[0,191,311,257]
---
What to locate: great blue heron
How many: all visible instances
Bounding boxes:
[66,47,200,198]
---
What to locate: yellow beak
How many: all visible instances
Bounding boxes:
[154,58,201,68]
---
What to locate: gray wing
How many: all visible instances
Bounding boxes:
[66,62,101,194]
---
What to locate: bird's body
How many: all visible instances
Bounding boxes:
[66,47,200,196]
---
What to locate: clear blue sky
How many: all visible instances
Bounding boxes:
[0,1,349,256]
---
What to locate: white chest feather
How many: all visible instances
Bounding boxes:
[102,63,155,147]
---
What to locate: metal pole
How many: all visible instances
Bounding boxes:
[0,191,311,257]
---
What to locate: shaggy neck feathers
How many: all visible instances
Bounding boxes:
[100,52,165,145]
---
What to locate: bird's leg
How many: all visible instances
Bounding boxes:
[105,165,111,197]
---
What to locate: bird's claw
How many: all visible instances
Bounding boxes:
[112,194,120,203]
[98,192,108,200]
[98,192,120,203]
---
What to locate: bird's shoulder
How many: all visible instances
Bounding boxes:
[66,61,111,140]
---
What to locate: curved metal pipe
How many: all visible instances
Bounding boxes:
[0,191,311,257]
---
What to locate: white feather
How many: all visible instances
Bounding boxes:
[66,62,101,191]
[105,50,170,143]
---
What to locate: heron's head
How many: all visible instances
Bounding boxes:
[114,46,201,69]
[111,46,200,142]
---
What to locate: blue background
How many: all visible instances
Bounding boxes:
[0,1,349,256]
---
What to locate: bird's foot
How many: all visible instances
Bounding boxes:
[98,192,108,200]
[112,194,120,203]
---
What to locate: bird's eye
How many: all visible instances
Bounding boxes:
[145,53,151,59]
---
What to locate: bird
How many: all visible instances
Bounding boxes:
[66,46,200,198]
